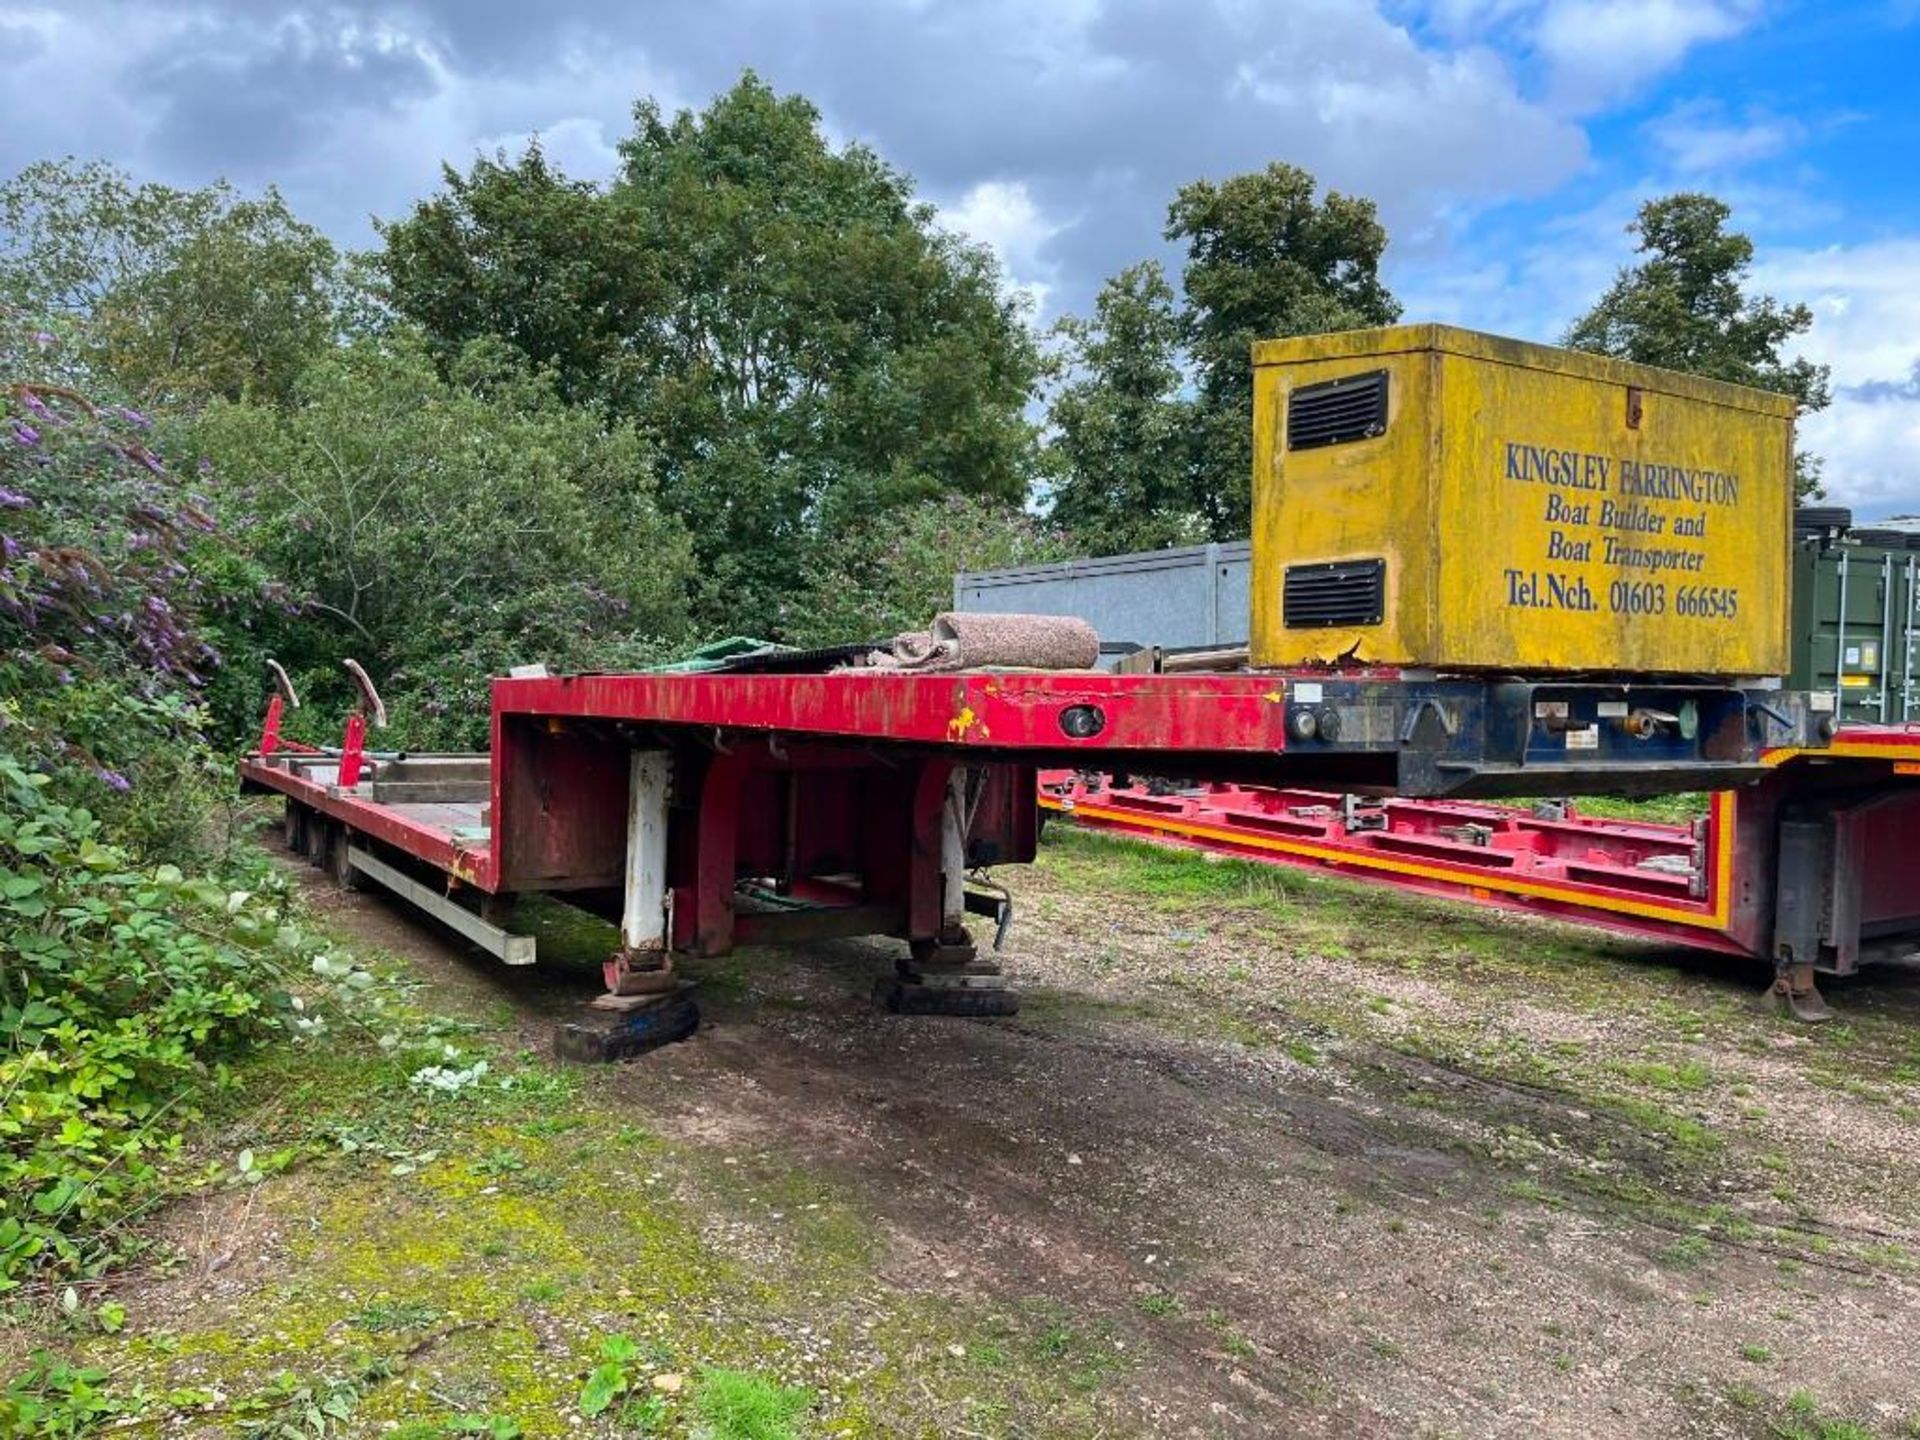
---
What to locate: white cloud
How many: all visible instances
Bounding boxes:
[1757,240,1920,392]
[1409,0,1766,111]
[1233,30,1586,226]
[1645,99,1804,174]
[0,0,1597,322]
[1533,0,1762,110]
[940,179,1067,315]
[1755,240,1920,513]
[473,116,623,184]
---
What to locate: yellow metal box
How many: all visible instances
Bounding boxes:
[1249,324,1796,677]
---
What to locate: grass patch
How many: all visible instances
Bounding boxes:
[692,1368,814,1440]
[1774,1389,1875,1440]
[1658,1235,1714,1270]
[1617,1059,1714,1093]
[1610,1096,1721,1162]
[1041,824,1301,911]
[350,1300,443,1334]
[1565,793,1707,825]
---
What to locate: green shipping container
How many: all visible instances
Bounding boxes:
[1790,529,1920,724]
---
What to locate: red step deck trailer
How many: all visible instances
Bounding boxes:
[240,662,1839,1053]
[1040,726,1920,1018]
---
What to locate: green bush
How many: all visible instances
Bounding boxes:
[1,324,250,854]
[0,753,292,1292]
[188,332,696,750]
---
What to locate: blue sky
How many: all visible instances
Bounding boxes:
[2,0,1916,510]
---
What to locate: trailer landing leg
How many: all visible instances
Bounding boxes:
[875,933,1020,1017]
[1766,962,1834,1024]
[555,747,704,1062]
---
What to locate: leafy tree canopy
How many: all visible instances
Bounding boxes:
[376,73,1044,635]
[1042,163,1399,550]
[1168,164,1400,536]
[784,494,1071,649]
[1043,261,1203,552]
[188,333,695,748]
[0,160,339,408]
[1564,193,1831,497]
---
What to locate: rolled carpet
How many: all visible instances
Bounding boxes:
[864,612,1101,671]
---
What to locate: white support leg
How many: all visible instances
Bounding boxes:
[621,750,672,953]
[941,767,970,936]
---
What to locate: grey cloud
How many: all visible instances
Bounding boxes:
[142,15,441,175]
[5,0,1587,320]
[0,16,48,62]
[1845,364,1920,405]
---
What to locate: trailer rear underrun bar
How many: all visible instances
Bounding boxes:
[240,665,1840,1053]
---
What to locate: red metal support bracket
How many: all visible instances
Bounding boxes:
[684,750,747,957]
[260,694,285,757]
[338,711,367,789]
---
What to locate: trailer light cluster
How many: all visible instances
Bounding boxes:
[1287,705,1342,743]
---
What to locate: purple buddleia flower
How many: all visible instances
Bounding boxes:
[22,392,51,418]
[95,768,132,792]
[32,331,55,346]
[117,406,153,430]
[10,420,38,445]
[0,487,29,509]
[1,535,18,558]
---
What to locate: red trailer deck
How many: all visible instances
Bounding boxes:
[241,662,1857,1051]
[245,667,1315,1055]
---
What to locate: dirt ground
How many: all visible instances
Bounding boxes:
[42,822,1920,1438]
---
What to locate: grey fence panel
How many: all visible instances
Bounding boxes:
[955,540,1253,651]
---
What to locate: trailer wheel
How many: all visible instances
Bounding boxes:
[283,800,309,855]
[329,830,364,891]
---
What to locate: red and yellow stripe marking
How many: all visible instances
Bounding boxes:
[1044,792,1733,930]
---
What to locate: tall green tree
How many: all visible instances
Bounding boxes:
[1167,164,1400,536]
[376,74,1043,635]
[374,143,655,408]
[0,159,339,407]
[1043,261,1202,553]
[1564,193,1831,497]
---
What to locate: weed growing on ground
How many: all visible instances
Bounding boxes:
[577,1334,671,1429]
[1617,1059,1714,1093]
[1773,1389,1875,1440]
[1659,1235,1714,1269]
[349,1300,442,1334]
[692,1368,814,1440]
